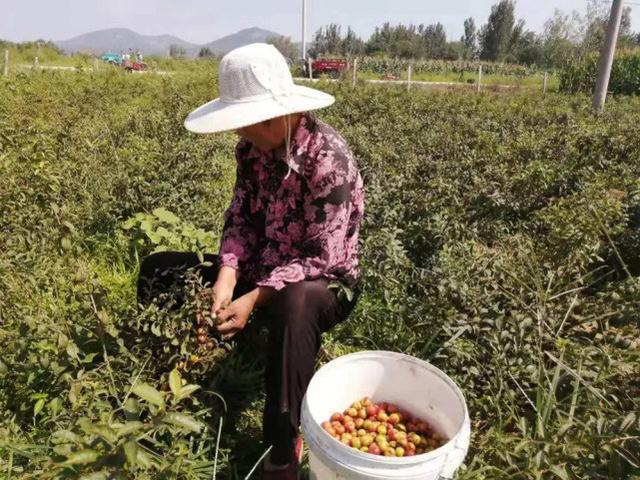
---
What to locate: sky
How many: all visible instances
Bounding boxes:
[2,0,640,45]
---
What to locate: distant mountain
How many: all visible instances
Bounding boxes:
[55,28,198,56]
[201,27,283,54]
[55,26,284,57]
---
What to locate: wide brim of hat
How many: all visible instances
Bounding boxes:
[184,84,335,134]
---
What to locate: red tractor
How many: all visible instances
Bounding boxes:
[122,59,148,72]
[304,58,349,79]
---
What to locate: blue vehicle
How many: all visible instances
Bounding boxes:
[100,52,123,65]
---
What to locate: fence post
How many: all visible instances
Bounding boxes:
[3,50,8,76]
[308,58,313,80]
[543,72,548,94]
[477,65,482,93]
[407,64,412,91]
[352,58,357,87]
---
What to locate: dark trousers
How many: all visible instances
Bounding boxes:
[137,251,357,465]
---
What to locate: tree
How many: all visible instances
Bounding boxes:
[309,23,342,57]
[541,9,581,67]
[479,0,516,61]
[422,23,448,59]
[341,27,365,56]
[461,17,477,59]
[198,47,215,58]
[267,36,298,62]
[365,23,399,57]
[169,44,186,59]
[512,30,544,65]
[580,0,634,53]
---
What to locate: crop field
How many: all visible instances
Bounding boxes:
[1,67,639,479]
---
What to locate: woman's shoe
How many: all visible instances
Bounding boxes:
[261,436,303,480]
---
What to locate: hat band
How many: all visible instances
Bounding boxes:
[220,88,295,105]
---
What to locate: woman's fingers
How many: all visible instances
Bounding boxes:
[211,298,231,317]
[216,317,239,334]
[216,306,234,323]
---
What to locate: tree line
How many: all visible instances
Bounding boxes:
[270,0,640,69]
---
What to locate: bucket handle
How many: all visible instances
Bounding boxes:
[438,417,471,479]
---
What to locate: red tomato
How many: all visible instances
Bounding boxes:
[366,404,379,417]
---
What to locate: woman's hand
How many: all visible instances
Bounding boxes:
[216,290,258,339]
[215,287,275,339]
[211,282,233,316]
[211,266,239,315]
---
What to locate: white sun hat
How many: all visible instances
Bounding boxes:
[184,43,335,134]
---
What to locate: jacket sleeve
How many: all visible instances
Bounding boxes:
[218,155,259,271]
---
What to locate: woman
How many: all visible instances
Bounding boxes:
[137,43,364,479]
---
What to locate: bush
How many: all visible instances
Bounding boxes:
[1,70,639,478]
[356,56,539,77]
[559,49,640,95]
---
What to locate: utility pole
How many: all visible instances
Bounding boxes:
[301,0,307,60]
[593,0,624,113]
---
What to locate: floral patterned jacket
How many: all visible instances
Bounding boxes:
[218,112,365,291]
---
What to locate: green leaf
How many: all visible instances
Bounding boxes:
[162,412,203,433]
[61,237,72,250]
[345,287,354,302]
[620,412,636,431]
[52,429,82,444]
[79,471,108,480]
[150,323,162,336]
[66,342,80,359]
[33,398,45,417]
[88,424,118,444]
[145,230,162,244]
[132,382,165,408]
[153,207,180,224]
[53,444,73,457]
[124,397,141,415]
[140,219,153,233]
[136,448,154,468]
[549,464,569,480]
[176,384,201,402]
[62,220,77,234]
[0,359,7,375]
[48,397,63,416]
[62,449,100,465]
[115,420,145,438]
[169,369,182,397]
[123,440,138,466]
[121,217,138,230]
[155,226,171,238]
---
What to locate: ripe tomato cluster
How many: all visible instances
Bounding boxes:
[320,397,445,457]
[195,314,216,351]
[194,293,230,351]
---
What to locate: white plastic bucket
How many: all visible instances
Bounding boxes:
[301,351,470,480]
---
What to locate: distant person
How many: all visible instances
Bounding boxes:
[136,50,143,62]
[137,43,364,480]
